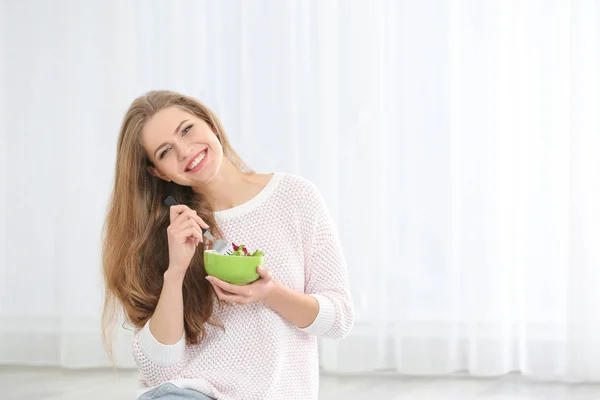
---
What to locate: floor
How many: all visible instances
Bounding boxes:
[1,367,600,400]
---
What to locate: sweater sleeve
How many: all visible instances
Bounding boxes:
[297,180,355,339]
[132,319,186,387]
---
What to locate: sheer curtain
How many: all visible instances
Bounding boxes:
[1,0,599,380]
[321,0,600,381]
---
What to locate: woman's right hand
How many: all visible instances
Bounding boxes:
[166,205,209,274]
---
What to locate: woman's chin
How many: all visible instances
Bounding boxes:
[188,165,220,188]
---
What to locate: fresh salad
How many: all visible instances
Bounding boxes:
[231,243,264,257]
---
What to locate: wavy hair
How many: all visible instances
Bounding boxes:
[101,90,248,360]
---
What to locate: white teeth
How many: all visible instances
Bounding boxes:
[187,151,206,170]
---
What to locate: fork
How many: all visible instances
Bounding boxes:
[163,196,233,255]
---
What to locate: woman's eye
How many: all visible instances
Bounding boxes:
[182,124,193,135]
[159,148,170,159]
[158,124,192,160]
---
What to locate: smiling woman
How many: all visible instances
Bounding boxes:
[101,90,354,400]
[143,108,224,182]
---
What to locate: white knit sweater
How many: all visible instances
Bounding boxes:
[133,173,354,399]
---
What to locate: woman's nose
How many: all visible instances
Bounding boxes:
[175,145,193,161]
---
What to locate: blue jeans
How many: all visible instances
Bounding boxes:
[138,383,214,399]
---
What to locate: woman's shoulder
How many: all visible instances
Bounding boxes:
[266,173,331,220]
[273,172,324,200]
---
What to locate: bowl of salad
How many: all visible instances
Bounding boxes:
[203,243,264,285]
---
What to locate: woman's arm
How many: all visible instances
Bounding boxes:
[262,280,320,328]
[207,268,320,329]
[149,268,186,344]
[207,178,354,339]
[292,179,354,338]
[208,258,352,339]
[146,203,206,344]
[133,269,187,386]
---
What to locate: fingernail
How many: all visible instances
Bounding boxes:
[205,276,211,281]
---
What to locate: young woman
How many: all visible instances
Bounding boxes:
[102,90,354,400]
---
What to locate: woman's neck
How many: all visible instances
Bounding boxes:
[193,159,266,212]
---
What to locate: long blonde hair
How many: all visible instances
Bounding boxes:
[102,90,248,359]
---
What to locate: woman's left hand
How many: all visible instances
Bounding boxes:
[206,266,275,304]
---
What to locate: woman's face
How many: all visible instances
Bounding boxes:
[141,106,223,186]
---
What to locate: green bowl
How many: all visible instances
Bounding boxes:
[203,250,263,285]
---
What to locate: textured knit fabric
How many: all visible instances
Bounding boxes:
[133,173,354,400]
[138,383,215,399]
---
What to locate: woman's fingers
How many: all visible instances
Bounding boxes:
[169,204,188,224]
[169,209,208,245]
[169,204,209,229]
[190,212,209,230]
[210,282,249,304]
[178,218,202,231]
[256,266,272,281]
[207,276,253,298]
[176,226,203,244]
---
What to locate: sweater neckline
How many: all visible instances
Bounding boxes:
[213,172,283,222]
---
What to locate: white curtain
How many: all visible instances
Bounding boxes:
[2,0,599,381]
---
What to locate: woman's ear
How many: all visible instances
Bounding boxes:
[147,165,171,182]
